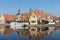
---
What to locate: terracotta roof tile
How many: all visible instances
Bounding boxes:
[21,13,28,21]
[31,10,53,20]
[4,14,15,21]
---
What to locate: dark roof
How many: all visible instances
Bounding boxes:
[16,13,21,15]
[16,9,21,15]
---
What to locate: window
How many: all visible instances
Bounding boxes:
[31,21,36,23]
[50,21,52,23]
[31,29,36,31]
[44,27,49,31]
[5,21,10,24]
[17,21,23,23]
[37,28,40,32]
[42,27,49,31]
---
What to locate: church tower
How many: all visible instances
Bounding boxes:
[16,8,21,15]
[16,8,21,21]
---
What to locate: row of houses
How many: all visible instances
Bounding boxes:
[29,9,60,25]
[0,9,60,34]
[0,9,60,25]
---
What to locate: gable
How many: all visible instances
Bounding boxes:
[30,9,54,20]
[30,12,37,20]
[0,15,5,21]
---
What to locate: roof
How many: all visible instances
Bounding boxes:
[53,16,60,20]
[3,14,15,21]
[21,13,29,21]
[30,9,53,20]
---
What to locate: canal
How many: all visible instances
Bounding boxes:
[0,29,60,40]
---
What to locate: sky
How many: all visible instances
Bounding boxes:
[0,0,60,16]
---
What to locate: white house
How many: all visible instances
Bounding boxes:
[0,14,15,31]
[15,9,22,21]
[0,14,15,23]
[29,12,38,25]
[0,15,5,24]
[0,15,5,33]
[15,14,21,21]
[29,9,55,25]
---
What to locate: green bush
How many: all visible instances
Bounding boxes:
[5,26,10,29]
[24,16,29,22]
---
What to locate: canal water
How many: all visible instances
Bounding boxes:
[0,29,60,40]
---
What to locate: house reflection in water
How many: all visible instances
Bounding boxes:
[0,26,5,34]
[29,26,37,37]
[29,25,55,38]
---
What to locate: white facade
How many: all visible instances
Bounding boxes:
[47,16,55,24]
[16,15,21,21]
[0,15,5,24]
[0,15,5,33]
[55,20,59,23]
[29,12,37,25]
[10,22,29,30]
[10,22,24,30]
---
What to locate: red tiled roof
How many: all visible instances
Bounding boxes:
[21,13,28,21]
[31,10,53,20]
[53,16,60,20]
[20,9,59,21]
[3,14,15,21]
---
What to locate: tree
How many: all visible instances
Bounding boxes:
[5,26,10,29]
[12,20,16,22]
[24,16,30,22]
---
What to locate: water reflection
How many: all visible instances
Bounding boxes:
[20,32,30,40]
[0,31,30,40]
[0,29,60,40]
[42,29,60,40]
[0,31,18,40]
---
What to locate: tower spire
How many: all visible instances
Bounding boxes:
[17,7,21,15]
[18,7,20,13]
